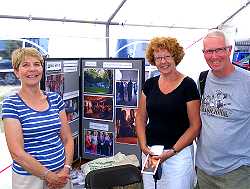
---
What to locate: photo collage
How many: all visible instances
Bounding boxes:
[82,62,142,158]
[43,58,144,161]
[44,59,80,162]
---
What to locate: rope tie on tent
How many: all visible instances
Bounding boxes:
[0,164,12,174]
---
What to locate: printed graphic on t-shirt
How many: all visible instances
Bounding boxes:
[201,89,232,118]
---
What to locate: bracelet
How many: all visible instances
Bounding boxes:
[42,169,50,180]
[64,164,72,170]
[171,147,178,154]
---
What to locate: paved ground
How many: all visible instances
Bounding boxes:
[0,133,12,189]
[0,85,20,188]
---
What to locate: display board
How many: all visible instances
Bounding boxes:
[81,58,145,160]
[41,58,80,162]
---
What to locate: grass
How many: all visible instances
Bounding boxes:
[84,86,110,94]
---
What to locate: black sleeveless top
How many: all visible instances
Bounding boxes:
[143,76,200,149]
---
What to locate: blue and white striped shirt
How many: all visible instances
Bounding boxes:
[2,92,66,175]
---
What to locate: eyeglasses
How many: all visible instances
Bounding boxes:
[202,46,231,56]
[154,55,172,62]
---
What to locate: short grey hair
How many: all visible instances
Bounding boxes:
[203,29,231,46]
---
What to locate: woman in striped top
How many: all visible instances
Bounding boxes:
[2,47,74,189]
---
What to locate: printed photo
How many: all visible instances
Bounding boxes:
[84,68,113,95]
[45,73,64,96]
[141,154,160,175]
[115,107,137,145]
[73,136,79,161]
[65,97,79,122]
[115,69,139,107]
[84,129,114,156]
[83,95,113,121]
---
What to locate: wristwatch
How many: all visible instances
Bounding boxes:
[171,147,178,154]
[64,164,72,171]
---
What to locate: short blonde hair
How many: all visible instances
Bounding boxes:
[11,47,44,70]
[146,37,185,66]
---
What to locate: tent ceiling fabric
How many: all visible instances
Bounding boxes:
[0,0,249,79]
[0,0,123,22]
[113,0,244,29]
[0,0,248,29]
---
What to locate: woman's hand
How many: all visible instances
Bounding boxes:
[141,145,153,156]
[57,167,70,181]
[45,170,69,189]
[157,150,175,163]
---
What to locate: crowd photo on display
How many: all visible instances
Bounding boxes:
[84,129,114,156]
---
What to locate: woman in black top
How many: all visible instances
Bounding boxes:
[136,37,201,189]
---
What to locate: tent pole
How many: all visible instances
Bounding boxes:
[217,0,250,28]
[0,14,120,25]
[105,0,127,58]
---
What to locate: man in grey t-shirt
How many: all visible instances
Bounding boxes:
[196,30,250,189]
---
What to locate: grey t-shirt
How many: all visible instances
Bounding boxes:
[196,66,250,175]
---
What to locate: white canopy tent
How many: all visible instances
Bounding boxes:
[0,0,249,79]
[0,2,250,188]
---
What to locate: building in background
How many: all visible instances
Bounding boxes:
[233,39,250,71]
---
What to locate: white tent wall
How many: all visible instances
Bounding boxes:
[48,37,106,58]
[0,22,242,81]
[109,25,210,80]
[0,0,123,21]
[0,0,249,80]
[0,18,212,81]
[0,19,108,58]
[0,1,249,188]
[112,0,241,28]
[109,25,238,81]
[227,5,250,40]
[47,23,107,58]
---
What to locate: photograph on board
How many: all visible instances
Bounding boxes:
[83,94,113,121]
[73,135,79,161]
[115,107,137,145]
[84,129,114,156]
[84,68,113,95]
[115,69,139,107]
[45,73,64,96]
[65,96,79,122]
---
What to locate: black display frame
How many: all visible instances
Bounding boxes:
[80,58,145,161]
[41,58,81,162]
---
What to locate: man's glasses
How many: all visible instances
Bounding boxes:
[202,46,231,56]
[154,55,172,62]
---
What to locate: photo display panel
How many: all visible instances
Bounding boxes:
[81,58,145,160]
[42,58,80,162]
